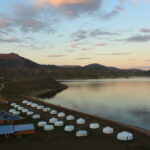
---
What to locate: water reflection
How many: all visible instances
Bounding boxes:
[44,78,150,130]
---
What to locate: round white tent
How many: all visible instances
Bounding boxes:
[58,112,66,118]
[22,109,28,113]
[14,104,20,108]
[22,100,28,104]
[66,115,75,121]
[77,118,86,125]
[103,127,114,134]
[13,111,20,115]
[36,105,44,110]
[18,107,24,111]
[49,117,58,124]
[9,109,16,113]
[27,111,34,116]
[64,125,75,132]
[43,107,51,112]
[11,103,16,106]
[44,125,54,131]
[50,110,58,115]
[27,102,32,106]
[89,123,100,129]
[31,103,38,108]
[38,121,47,127]
[32,114,40,119]
[54,121,64,127]
[117,131,133,141]
[76,130,88,137]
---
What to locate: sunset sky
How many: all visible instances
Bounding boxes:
[0,0,150,69]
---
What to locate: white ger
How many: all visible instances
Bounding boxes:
[66,115,75,121]
[44,125,54,131]
[103,127,114,134]
[54,121,64,127]
[64,125,75,132]
[58,112,66,118]
[76,130,88,137]
[38,121,47,127]
[117,131,133,141]
[77,118,86,125]
[89,123,100,129]
[49,117,58,124]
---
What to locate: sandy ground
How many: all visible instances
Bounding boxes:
[0,96,150,150]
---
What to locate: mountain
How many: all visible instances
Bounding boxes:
[59,65,81,68]
[0,53,147,79]
[0,53,39,68]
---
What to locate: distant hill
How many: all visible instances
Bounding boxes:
[0,53,39,68]
[0,53,147,79]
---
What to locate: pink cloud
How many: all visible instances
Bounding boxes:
[37,0,94,6]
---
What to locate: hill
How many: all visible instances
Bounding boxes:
[0,53,39,68]
[0,53,147,80]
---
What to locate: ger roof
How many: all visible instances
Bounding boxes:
[0,125,14,135]
[14,124,35,132]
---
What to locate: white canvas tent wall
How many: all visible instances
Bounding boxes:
[49,118,58,124]
[103,127,114,134]
[77,118,86,124]
[76,130,88,137]
[50,110,58,115]
[38,121,47,127]
[58,112,66,118]
[89,123,100,129]
[32,114,40,119]
[54,121,64,127]
[44,125,54,131]
[64,125,75,132]
[117,131,133,141]
[66,115,75,121]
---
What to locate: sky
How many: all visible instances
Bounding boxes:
[0,0,150,69]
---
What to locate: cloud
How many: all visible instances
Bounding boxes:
[145,59,150,61]
[0,14,13,29]
[70,42,82,48]
[140,28,150,33]
[99,52,131,56]
[71,29,119,41]
[94,43,107,46]
[47,54,66,57]
[36,0,102,17]
[125,35,150,42]
[128,59,136,61]
[102,6,124,20]
[0,3,58,34]
[75,57,92,60]
[0,38,21,43]
[81,48,91,51]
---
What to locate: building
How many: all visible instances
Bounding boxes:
[0,125,14,138]
[0,111,24,124]
[0,124,35,138]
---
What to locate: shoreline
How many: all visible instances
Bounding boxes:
[1,88,150,150]
[22,95,150,138]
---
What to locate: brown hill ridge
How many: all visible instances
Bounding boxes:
[0,53,21,60]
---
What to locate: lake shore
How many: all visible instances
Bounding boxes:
[0,79,150,150]
[0,92,150,150]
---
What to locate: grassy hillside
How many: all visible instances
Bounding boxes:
[0,77,67,98]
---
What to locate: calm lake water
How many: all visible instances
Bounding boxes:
[43,78,150,130]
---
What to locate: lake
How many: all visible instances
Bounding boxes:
[43,78,150,130]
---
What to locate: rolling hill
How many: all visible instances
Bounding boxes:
[0,53,146,79]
